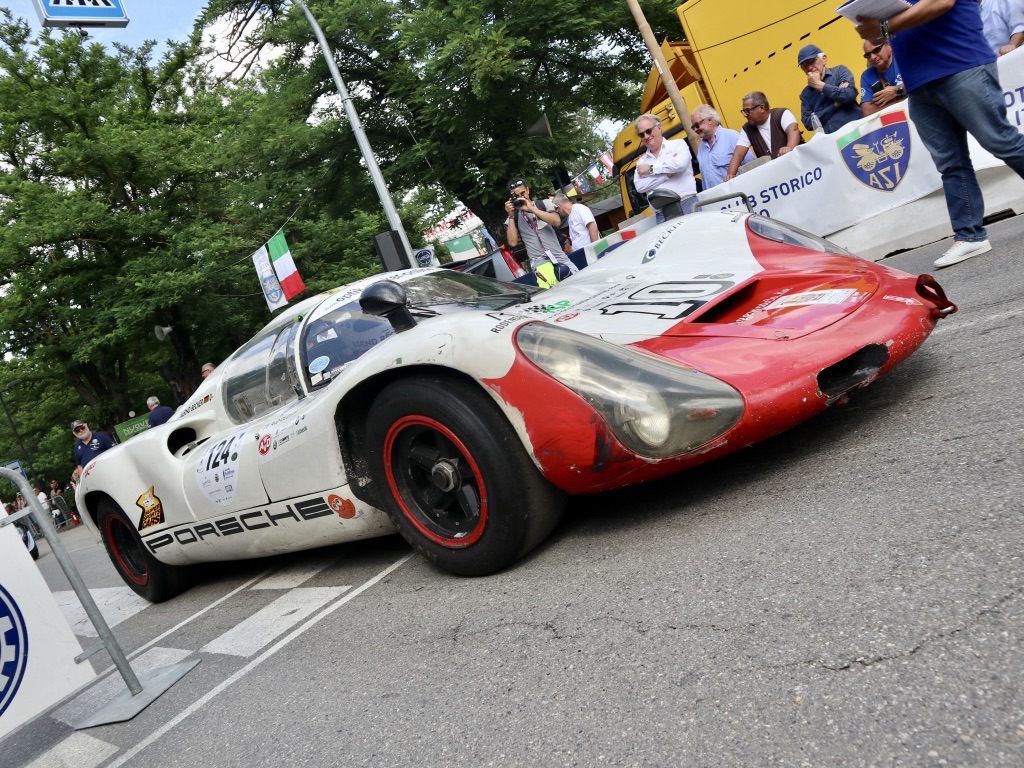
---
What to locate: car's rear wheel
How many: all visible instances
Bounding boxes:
[97,500,190,602]
[366,376,565,576]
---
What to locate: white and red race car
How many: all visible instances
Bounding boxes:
[77,211,956,601]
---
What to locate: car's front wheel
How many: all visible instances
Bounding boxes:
[366,376,565,576]
[97,500,190,602]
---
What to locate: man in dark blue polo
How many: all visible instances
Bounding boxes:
[71,419,115,476]
[146,396,175,427]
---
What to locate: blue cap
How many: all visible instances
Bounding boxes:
[797,44,823,66]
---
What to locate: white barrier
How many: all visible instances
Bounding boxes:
[0,518,95,738]
[697,47,1024,260]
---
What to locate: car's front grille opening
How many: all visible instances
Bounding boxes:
[817,343,890,398]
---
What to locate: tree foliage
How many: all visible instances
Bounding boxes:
[204,0,681,234]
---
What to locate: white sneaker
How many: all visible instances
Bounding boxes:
[933,239,991,268]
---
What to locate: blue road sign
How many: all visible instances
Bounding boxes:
[33,0,130,29]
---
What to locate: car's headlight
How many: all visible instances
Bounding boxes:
[746,215,853,256]
[515,324,744,458]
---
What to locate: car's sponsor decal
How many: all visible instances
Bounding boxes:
[882,294,922,306]
[764,289,858,309]
[195,427,248,506]
[328,494,357,519]
[142,496,339,554]
[180,394,213,416]
[136,486,165,530]
[258,433,272,455]
[309,355,330,374]
[599,281,737,321]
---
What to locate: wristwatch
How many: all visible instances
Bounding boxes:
[896,83,905,98]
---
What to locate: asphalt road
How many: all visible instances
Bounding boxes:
[5,217,1024,767]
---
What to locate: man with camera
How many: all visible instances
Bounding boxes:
[505,178,579,278]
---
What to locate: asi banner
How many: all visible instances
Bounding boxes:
[698,47,1024,239]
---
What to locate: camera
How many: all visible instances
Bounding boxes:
[511,195,527,209]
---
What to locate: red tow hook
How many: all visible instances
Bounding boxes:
[916,274,958,319]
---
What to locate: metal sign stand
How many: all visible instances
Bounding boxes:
[0,468,199,728]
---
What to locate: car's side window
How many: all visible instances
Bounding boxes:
[266,322,300,410]
[222,320,298,424]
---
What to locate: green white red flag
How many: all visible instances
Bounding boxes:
[252,231,305,311]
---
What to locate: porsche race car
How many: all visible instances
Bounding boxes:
[77,211,956,601]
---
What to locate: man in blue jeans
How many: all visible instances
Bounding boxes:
[858,0,1024,268]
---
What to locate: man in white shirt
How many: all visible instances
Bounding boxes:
[632,113,697,219]
[980,0,1024,55]
[725,91,802,181]
[551,193,598,248]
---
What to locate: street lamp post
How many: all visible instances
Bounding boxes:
[0,379,44,491]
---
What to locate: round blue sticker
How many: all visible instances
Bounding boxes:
[0,582,29,718]
[308,355,330,374]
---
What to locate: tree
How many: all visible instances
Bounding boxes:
[203,0,681,237]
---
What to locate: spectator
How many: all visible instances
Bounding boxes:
[551,192,599,267]
[857,0,1024,268]
[690,104,753,189]
[505,178,579,280]
[71,419,116,476]
[797,44,862,133]
[632,113,698,219]
[201,361,216,378]
[980,0,1024,55]
[147,396,175,427]
[860,40,907,116]
[726,92,802,180]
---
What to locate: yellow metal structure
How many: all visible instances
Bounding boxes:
[615,0,868,216]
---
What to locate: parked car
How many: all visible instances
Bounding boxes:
[77,211,956,601]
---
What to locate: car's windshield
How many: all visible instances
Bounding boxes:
[302,305,395,388]
[403,270,537,310]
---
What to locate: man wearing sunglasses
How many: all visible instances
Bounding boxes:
[725,92,802,181]
[632,113,697,219]
[71,419,116,478]
[860,39,906,116]
[857,0,1024,269]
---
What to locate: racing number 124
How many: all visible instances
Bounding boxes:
[204,435,237,472]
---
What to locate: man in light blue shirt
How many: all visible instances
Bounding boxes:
[690,104,752,190]
[980,0,1024,55]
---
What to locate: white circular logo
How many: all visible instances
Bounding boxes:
[0,583,29,718]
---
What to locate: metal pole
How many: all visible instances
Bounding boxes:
[0,384,44,491]
[625,0,700,154]
[295,1,414,262]
[0,467,143,696]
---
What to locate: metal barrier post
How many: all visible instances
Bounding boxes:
[0,467,200,728]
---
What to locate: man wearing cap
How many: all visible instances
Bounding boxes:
[146,396,175,427]
[860,39,907,116]
[797,44,861,133]
[71,420,116,476]
[504,178,579,278]
[856,0,1024,269]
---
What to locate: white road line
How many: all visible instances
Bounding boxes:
[53,587,151,637]
[251,554,339,590]
[104,554,413,768]
[25,731,117,768]
[200,586,351,657]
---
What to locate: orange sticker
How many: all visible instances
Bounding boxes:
[328,495,356,519]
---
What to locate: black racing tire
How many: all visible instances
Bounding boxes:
[97,500,190,602]
[366,376,566,576]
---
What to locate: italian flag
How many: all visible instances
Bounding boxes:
[267,231,305,300]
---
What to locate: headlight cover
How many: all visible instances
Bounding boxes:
[746,215,853,257]
[515,324,744,458]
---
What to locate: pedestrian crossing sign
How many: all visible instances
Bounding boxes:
[33,0,130,29]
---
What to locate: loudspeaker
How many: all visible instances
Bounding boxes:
[374,230,411,272]
[526,114,552,138]
[154,325,173,341]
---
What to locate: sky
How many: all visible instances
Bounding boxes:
[3,0,211,51]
